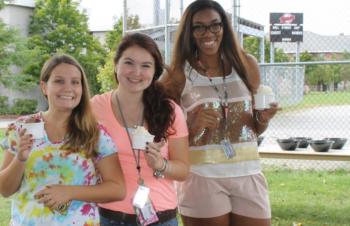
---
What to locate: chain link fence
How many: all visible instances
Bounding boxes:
[124,0,350,171]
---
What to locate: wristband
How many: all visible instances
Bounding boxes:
[153,158,168,179]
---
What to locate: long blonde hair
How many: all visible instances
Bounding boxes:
[40,54,99,158]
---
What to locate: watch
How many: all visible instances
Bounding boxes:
[153,158,168,179]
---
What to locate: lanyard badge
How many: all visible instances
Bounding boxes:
[133,185,159,225]
[220,104,235,159]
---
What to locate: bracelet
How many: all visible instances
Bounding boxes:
[153,158,168,179]
[255,112,269,126]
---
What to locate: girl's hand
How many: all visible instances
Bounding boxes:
[256,102,281,124]
[34,184,71,211]
[16,128,34,162]
[189,108,221,135]
[144,139,166,170]
[5,123,16,136]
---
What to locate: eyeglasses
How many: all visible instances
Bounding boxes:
[192,22,223,36]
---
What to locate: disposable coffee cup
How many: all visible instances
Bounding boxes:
[132,133,155,150]
[254,93,275,110]
[20,121,45,139]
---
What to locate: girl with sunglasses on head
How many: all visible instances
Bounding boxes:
[161,1,279,226]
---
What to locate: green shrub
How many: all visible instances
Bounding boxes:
[0,96,10,114]
[10,98,37,115]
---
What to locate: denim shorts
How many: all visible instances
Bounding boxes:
[100,214,178,226]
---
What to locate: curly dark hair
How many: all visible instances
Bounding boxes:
[114,33,175,142]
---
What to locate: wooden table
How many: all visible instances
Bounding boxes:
[259,146,350,161]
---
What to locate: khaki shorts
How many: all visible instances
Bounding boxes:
[177,172,271,219]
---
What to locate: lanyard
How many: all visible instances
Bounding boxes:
[115,93,144,183]
[198,60,229,124]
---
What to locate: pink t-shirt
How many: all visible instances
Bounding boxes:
[91,91,188,214]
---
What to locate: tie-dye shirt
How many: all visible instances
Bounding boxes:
[2,114,117,226]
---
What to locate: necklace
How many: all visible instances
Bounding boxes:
[198,60,229,121]
[115,93,144,182]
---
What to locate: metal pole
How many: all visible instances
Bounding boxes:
[180,0,183,16]
[122,0,127,36]
[260,37,265,63]
[232,0,239,33]
[153,0,160,25]
[270,42,275,63]
[296,42,300,62]
[164,0,170,64]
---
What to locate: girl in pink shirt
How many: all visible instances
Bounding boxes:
[91,33,189,226]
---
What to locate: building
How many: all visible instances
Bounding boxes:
[0,0,35,37]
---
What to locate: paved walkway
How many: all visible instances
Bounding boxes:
[0,119,14,129]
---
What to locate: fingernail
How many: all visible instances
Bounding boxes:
[145,147,149,150]
[145,150,149,154]
[29,134,33,137]
[146,142,149,145]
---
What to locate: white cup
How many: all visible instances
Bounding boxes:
[20,121,45,139]
[254,93,275,110]
[132,133,155,150]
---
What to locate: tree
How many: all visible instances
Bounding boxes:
[0,1,36,90]
[339,51,350,89]
[105,14,141,52]
[243,36,289,63]
[105,18,123,51]
[26,0,106,94]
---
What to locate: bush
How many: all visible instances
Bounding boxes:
[10,98,37,115]
[0,96,10,114]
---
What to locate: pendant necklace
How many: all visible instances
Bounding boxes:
[198,59,235,159]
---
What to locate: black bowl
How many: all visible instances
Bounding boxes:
[257,136,264,146]
[290,137,312,148]
[325,138,347,149]
[277,138,298,151]
[310,140,334,152]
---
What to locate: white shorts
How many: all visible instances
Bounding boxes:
[177,172,271,219]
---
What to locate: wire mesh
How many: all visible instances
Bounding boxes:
[124,0,350,171]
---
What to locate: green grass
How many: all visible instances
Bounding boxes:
[266,169,350,226]
[283,91,350,111]
[1,129,350,226]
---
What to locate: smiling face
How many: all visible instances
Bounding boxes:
[115,45,155,94]
[40,63,82,112]
[192,8,223,58]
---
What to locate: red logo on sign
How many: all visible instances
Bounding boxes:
[279,13,295,24]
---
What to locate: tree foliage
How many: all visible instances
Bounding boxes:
[0,5,36,90]
[105,18,123,51]
[339,51,350,81]
[243,36,289,63]
[26,0,106,93]
[96,51,116,92]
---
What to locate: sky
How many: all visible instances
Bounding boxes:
[80,0,350,36]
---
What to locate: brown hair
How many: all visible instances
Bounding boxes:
[163,0,252,103]
[40,54,99,158]
[114,33,175,141]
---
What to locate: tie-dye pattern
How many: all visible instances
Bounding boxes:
[3,115,117,226]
